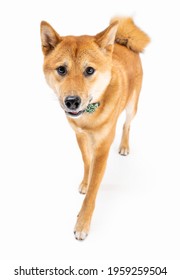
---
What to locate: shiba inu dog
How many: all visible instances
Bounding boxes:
[40,17,150,240]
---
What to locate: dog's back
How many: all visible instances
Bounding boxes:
[109,18,150,114]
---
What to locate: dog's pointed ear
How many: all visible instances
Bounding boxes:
[95,21,119,50]
[40,21,61,55]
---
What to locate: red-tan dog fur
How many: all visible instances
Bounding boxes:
[40,17,150,240]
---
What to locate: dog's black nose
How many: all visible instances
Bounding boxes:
[65,96,81,110]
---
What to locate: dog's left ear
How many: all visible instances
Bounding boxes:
[95,21,119,51]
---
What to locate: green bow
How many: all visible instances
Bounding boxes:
[85,102,100,113]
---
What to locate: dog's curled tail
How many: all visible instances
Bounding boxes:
[111,17,150,53]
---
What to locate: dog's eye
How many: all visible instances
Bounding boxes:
[56,66,67,76]
[84,67,95,76]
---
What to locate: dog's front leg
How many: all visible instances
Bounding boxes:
[76,132,92,194]
[74,132,114,240]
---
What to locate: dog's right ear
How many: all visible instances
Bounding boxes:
[40,21,61,55]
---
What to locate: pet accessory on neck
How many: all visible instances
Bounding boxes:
[85,102,100,113]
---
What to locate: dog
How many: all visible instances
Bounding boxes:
[40,17,150,240]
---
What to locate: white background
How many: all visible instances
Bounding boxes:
[0,0,180,277]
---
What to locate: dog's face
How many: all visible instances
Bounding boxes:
[40,21,118,118]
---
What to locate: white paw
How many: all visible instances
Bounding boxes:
[119,147,129,156]
[74,231,88,240]
[79,182,88,194]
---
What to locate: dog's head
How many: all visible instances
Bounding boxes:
[40,21,118,118]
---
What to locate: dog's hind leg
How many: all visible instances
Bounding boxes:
[119,89,140,156]
[76,132,92,194]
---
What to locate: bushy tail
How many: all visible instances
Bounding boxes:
[111,17,150,53]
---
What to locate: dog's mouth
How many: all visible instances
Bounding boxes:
[64,102,100,118]
[65,110,85,118]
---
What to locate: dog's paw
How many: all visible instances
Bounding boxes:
[74,230,88,241]
[79,182,88,194]
[74,213,90,240]
[119,146,129,156]
[74,223,89,241]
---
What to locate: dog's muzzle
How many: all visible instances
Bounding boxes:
[64,95,84,118]
[63,95,100,118]
[65,96,81,110]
